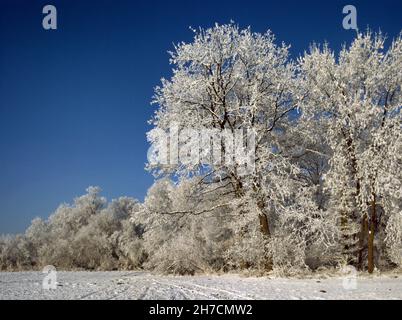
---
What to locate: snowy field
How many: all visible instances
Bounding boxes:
[0,271,401,300]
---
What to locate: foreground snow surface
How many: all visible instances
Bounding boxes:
[0,271,401,300]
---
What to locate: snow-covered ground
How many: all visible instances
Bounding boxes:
[0,271,400,300]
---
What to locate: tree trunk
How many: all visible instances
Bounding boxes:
[259,213,270,237]
[368,193,376,274]
[342,130,363,267]
[257,198,270,237]
[357,213,368,270]
[257,199,272,271]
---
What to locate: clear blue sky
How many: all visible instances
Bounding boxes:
[0,0,401,234]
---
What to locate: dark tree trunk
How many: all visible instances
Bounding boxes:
[259,213,270,237]
[357,213,368,270]
[256,198,270,237]
[368,193,376,274]
[256,199,272,270]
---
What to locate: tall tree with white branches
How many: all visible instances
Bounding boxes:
[147,23,307,269]
[299,31,402,272]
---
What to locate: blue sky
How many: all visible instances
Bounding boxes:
[0,0,401,234]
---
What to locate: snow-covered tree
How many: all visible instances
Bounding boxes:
[299,31,402,272]
[147,23,309,269]
[0,234,35,270]
[142,177,233,274]
[0,187,145,270]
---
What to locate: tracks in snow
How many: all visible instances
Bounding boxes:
[3,272,400,300]
[138,277,262,300]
